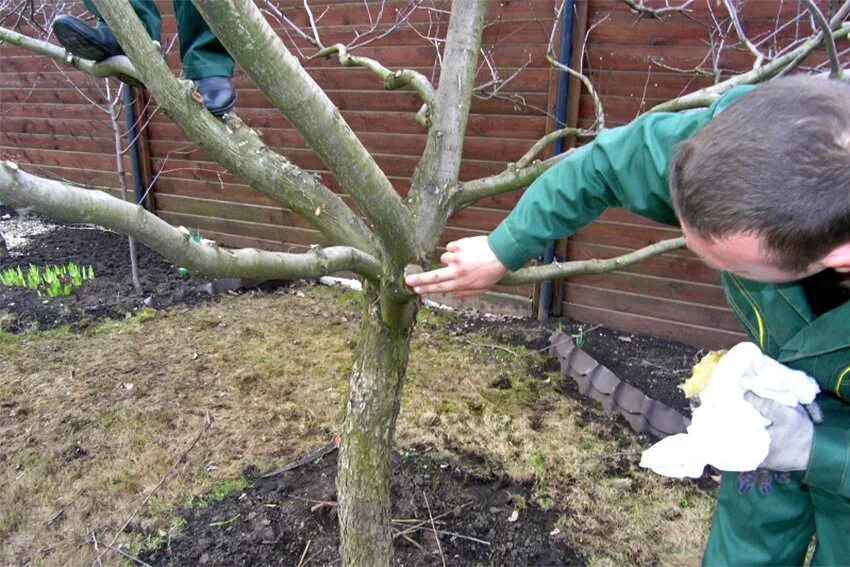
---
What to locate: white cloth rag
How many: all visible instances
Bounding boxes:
[639,342,820,478]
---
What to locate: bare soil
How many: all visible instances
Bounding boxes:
[142,452,581,566]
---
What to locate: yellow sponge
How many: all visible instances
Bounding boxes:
[681,350,728,398]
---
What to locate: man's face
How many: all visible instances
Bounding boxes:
[681,226,823,283]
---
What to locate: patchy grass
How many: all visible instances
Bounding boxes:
[0,283,713,566]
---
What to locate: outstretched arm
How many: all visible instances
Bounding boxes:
[407,100,730,296]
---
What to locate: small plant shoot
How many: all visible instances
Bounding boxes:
[0,262,95,297]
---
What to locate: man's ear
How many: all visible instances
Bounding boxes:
[822,242,850,273]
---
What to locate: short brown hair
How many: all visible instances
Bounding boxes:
[669,76,850,273]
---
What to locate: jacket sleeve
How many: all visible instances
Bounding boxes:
[804,396,850,498]
[487,108,715,271]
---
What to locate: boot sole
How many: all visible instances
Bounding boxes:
[53,18,121,62]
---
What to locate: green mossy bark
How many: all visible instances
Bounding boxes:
[336,283,417,567]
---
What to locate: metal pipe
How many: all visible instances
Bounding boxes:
[538,0,576,321]
[123,85,147,209]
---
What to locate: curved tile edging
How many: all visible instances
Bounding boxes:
[549,330,690,438]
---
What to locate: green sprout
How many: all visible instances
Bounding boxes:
[0,262,96,297]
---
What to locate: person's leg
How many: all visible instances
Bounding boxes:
[171,0,235,116]
[83,0,161,41]
[54,0,160,65]
[171,1,234,80]
[809,487,850,566]
[702,471,814,566]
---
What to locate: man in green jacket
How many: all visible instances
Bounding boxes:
[406,76,850,565]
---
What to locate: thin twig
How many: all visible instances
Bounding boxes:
[395,530,424,550]
[297,539,312,567]
[92,412,212,566]
[392,502,469,538]
[722,0,765,69]
[802,0,844,78]
[91,531,103,567]
[620,0,695,19]
[463,340,520,357]
[99,541,153,567]
[401,525,492,546]
[47,489,84,525]
[423,492,446,567]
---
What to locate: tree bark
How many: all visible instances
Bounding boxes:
[337,283,417,567]
[410,0,488,254]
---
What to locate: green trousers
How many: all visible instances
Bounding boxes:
[702,396,850,566]
[83,0,233,79]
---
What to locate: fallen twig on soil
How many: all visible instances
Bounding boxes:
[297,539,312,567]
[423,491,447,567]
[392,502,470,538]
[99,541,152,567]
[92,412,212,567]
[400,525,492,547]
[91,531,103,567]
[47,489,83,526]
[463,339,520,357]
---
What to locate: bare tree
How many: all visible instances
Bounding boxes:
[0,1,848,565]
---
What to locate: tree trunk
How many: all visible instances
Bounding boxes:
[337,282,417,566]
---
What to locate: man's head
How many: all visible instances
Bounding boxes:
[669,76,850,283]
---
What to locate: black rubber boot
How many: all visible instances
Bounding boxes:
[194,76,236,116]
[53,14,145,87]
[52,15,124,61]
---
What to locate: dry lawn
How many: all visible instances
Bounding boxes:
[0,283,713,566]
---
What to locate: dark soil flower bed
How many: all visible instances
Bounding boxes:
[142,452,583,566]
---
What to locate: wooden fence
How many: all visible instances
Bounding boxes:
[1,1,846,348]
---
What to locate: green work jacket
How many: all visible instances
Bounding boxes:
[488,86,850,498]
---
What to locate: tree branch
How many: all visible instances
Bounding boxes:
[0,162,381,282]
[453,122,601,210]
[722,0,765,70]
[652,2,850,112]
[191,0,417,269]
[314,43,436,122]
[516,128,593,170]
[0,25,142,83]
[545,54,605,130]
[802,0,844,79]
[453,153,569,210]
[409,0,488,254]
[87,0,376,257]
[500,237,685,285]
[619,0,695,19]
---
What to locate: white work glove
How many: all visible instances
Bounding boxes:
[640,343,821,479]
[732,391,823,496]
[744,390,823,471]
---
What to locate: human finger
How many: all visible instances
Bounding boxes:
[405,266,456,288]
[446,240,461,253]
[410,277,466,295]
[440,251,458,266]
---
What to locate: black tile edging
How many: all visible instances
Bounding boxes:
[549,330,690,438]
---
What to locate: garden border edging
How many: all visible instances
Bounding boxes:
[549,330,690,438]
